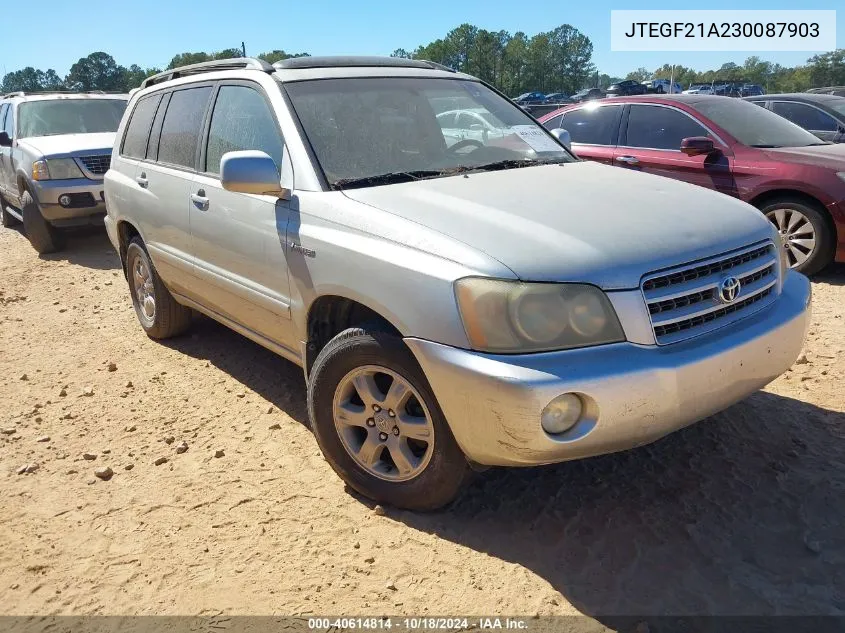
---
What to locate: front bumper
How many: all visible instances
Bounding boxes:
[32,178,107,226]
[405,272,812,467]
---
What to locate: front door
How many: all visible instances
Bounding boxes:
[614,104,737,197]
[189,83,293,350]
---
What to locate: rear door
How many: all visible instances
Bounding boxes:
[137,85,214,295]
[615,103,737,196]
[551,103,623,163]
[771,101,841,142]
[189,81,293,347]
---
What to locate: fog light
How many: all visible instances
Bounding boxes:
[59,194,72,207]
[541,393,583,435]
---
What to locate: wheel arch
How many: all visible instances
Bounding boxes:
[116,219,143,278]
[749,188,838,240]
[304,294,404,378]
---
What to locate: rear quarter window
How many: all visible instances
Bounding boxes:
[121,94,162,159]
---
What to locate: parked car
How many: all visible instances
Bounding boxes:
[744,93,845,143]
[543,92,571,104]
[683,83,715,95]
[713,82,745,97]
[540,95,845,274]
[806,86,845,97]
[0,91,129,252]
[105,57,809,510]
[642,79,682,94]
[513,91,546,105]
[739,84,765,97]
[606,80,648,97]
[571,88,605,102]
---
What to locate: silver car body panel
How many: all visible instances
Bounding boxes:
[343,162,773,290]
[405,272,810,466]
[104,62,810,467]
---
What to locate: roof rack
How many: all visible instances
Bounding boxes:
[140,57,274,89]
[272,56,456,73]
[1,90,127,98]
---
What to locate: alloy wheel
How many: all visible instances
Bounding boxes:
[766,208,816,268]
[332,365,435,482]
[132,257,156,320]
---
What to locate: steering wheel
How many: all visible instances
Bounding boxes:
[447,139,483,155]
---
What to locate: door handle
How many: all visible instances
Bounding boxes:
[615,155,640,165]
[136,172,149,188]
[190,189,209,210]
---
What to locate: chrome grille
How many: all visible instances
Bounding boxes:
[642,242,779,345]
[77,153,111,175]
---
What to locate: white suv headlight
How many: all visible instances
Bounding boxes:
[32,158,84,181]
[455,278,625,353]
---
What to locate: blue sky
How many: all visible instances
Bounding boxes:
[3,0,841,79]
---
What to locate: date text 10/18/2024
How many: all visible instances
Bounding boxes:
[308,618,529,630]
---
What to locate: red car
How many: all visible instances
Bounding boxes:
[539,95,845,275]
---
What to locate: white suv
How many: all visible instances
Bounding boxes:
[104,57,810,510]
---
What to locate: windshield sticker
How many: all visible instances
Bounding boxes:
[511,125,563,153]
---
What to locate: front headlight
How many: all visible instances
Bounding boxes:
[31,158,84,181]
[836,172,845,184]
[454,278,625,353]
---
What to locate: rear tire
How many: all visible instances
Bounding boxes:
[308,327,471,511]
[758,197,834,276]
[125,237,192,339]
[21,190,63,253]
[0,195,19,228]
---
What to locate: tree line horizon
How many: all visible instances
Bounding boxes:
[3,23,844,96]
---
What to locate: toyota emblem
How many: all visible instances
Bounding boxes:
[718,276,741,304]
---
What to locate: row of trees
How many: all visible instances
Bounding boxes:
[392,24,595,96]
[623,50,845,93]
[2,26,844,96]
[0,48,309,94]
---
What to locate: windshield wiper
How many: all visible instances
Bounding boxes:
[749,144,783,148]
[451,158,568,173]
[332,170,444,190]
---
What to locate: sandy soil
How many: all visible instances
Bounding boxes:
[1,226,843,624]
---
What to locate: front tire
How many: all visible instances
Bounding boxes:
[21,190,63,253]
[125,237,192,339]
[308,327,471,511]
[759,198,834,276]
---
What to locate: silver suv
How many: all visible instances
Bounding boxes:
[104,57,811,510]
[0,92,128,252]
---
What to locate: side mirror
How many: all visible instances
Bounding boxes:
[680,136,716,156]
[220,150,289,199]
[551,128,572,151]
[0,131,11,147]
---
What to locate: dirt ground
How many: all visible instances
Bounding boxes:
[1,226,844,624]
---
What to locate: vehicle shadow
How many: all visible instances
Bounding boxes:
[162,314,310,426]
[40,228,120,271]
[388,391,845,624]
[814,262,845,287]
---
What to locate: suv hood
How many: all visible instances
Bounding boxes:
[18,132,116,159]
[343,161,774,289]
[764,143,845,169]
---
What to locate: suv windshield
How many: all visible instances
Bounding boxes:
[694,98,826,147]
[285,77,572,189]
[17,98,127,138]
